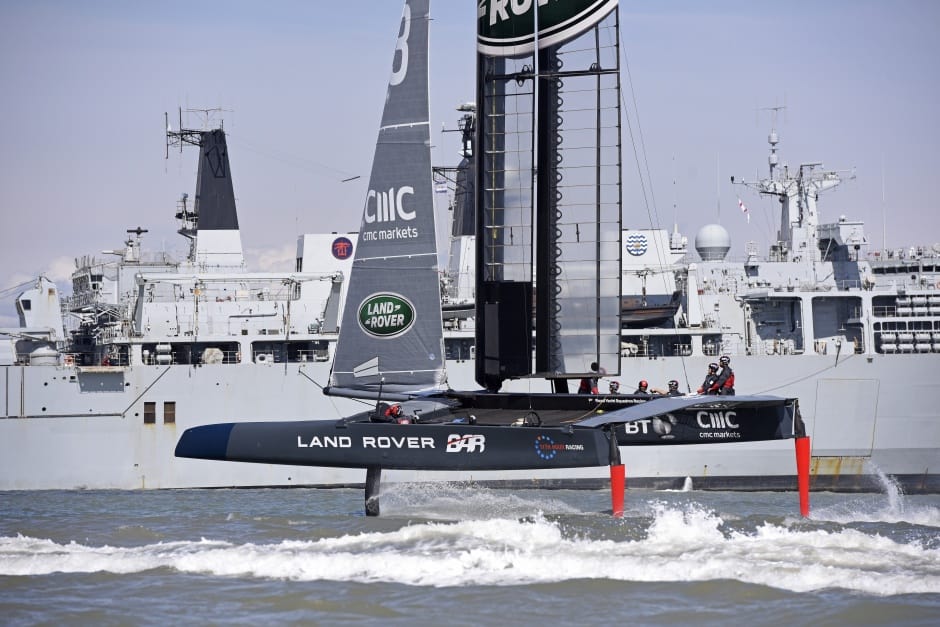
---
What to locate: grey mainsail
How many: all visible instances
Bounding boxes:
[328,0,444,396]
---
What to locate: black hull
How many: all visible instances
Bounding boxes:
[176,393,801,471]
[176,421,610,471]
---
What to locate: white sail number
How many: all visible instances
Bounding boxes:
[389,3,411,86]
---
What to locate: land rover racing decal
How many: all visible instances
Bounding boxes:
[277,423,608,471]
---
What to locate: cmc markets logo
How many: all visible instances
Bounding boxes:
[365,186,416,223]
[626,232,648,256]
[357,293,415,338]
[331,236,353,260]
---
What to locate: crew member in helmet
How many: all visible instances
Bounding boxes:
[578,362,600,395]
[665,379,684,396]
[608,380,621,395]
[372,402,407,423]
[697,363,719,394]
[634,379,651,395]
[712,355,735,395]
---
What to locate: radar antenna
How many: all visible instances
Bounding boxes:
[165,107,228,157]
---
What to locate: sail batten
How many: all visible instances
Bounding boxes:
[380,122,430,131]
[328,0,444,397]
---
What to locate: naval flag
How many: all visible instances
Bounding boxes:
[738,197,750,223]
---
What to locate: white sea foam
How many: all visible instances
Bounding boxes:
[3,503,938,594]
[375,481,584,519]
[810,463,940,528]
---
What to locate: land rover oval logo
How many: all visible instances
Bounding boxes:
[358,293,416,338]
[478,0,618,57]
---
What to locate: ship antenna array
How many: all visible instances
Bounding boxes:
[760,104,786,179]
[434,103,476,190]
[165,107,227,158]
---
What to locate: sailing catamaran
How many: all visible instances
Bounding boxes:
[175,0,807,516]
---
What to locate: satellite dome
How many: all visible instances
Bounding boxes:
[694,224,731,261]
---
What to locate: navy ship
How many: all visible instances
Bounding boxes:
[2,0,937,493]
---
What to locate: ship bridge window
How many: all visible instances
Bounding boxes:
[620,335,693,358]
[102,346,130,367]
[812,296,865,354]
[702,335,723,357]
[251,340,330,364]
[286,340,330,363]
[141,342,240,365]
[445,338,475,361]
[248,340,331,363]
[873,295,899,318]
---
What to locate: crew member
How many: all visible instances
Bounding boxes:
[608,380,621,394]
[697,363,719,394]
[578,362,600,394]
[634,379,651,395]
[712,355,735,395]
[372,402,404,423]
[665,379,684,396]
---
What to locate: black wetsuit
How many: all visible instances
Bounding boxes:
[700,373,718,394]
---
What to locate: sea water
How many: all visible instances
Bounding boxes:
[1,480,938,626]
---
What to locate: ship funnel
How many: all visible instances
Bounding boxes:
[192,129,245,269]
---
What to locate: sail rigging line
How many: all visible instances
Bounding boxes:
[617,23,694,392]
[0,278,37,299]
[617,39,661,233]
[225,132,360,183]
[753,352,861,396]
[296,368,373,407]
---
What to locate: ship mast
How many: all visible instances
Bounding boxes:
[733,107,847,263]
[164,108,245,270]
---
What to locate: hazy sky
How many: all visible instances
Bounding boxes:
[2,1,938,326]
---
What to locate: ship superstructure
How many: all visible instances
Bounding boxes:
[0,121,369,489]
[608,124,940,491]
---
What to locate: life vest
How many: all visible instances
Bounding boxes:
[722,371,735,390]
[578,377,597,394]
